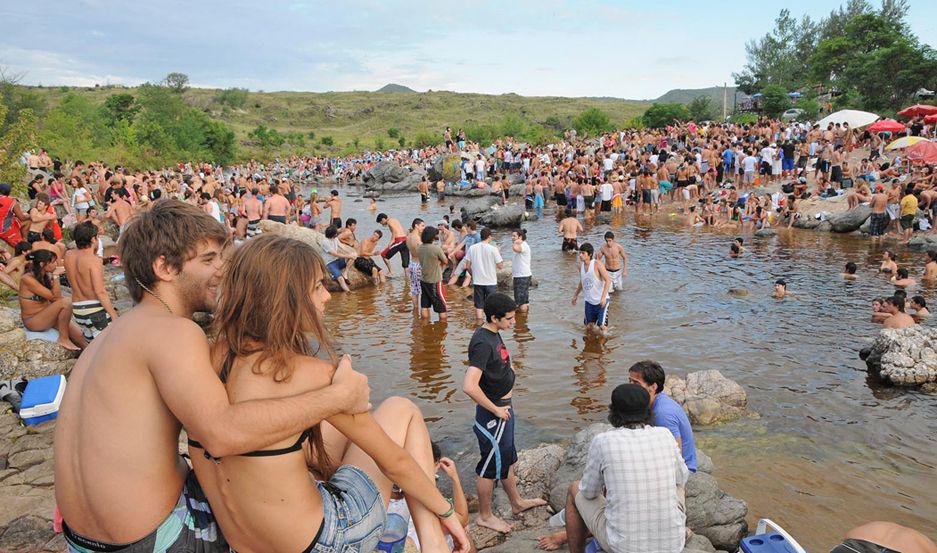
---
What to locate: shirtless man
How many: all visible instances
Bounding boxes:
[53,199,370,553]
[406,219,426,311]
[868,185,888,244]
[262,183,291,224]
[596,231,628,293]
[378,212,408,276]
[26,193,56,243]
[244,188,264,237]
[107,189,134,236]
[890,267,917,288]
[882,296,916,329]
[773,279,788,299]
[832,521,936,553]
[326,189,343,227]
[355,229,387,284]
[558,208,582,252]
[846,179,871,209]
[924,250,937,281]
[64,222,119,342]
[419,176,430,204]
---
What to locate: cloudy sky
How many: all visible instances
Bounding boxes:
[2,0,935,99]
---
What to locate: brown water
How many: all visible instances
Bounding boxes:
[325,191,937,550]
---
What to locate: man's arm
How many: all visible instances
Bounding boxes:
[461,366,510,420]
[90,261,119,320]
[596,263,611,306]
[150,320,369,457]
[578,437,604,500]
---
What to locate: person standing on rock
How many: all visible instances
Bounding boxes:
[377,212,409,276]
[562,384,688,553]
[53,199,372,553]
[64,222,119,342]
[462,292,547,534]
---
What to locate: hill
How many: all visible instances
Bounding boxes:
[375,83,417,93]
[654,86,736,107]
[21,85,650,156]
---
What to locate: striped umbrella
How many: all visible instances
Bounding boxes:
[885,136,931,150]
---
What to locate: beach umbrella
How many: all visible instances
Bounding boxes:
[897,104,937,118]
[867,119,907,133]
[816,109,879,128]
[906,140,937,164]
[925,114,937,124]
[886,136,930,150]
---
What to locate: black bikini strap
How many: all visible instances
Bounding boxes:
[240,429,311,457]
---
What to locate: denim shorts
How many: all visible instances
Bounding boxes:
[312,465,387,553]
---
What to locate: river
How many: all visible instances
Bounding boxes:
[321,190,937,551]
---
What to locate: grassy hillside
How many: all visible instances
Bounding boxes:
[22,84,649,157]
[654,86,737,108]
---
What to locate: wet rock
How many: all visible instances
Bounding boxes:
[906,234,937,251]
[727,288,749,298]
[827,205,871,233]
[496,263,538,291]
[479,205,526,228]
[448,187,491,198]
[816,220,832,232]
[363,161,408,184]
[792,217,821,230]
[753,228,776,238]
[459,196,502,220]
[863,326,937,386]
[665,371,749,425]
[257,221,375,292]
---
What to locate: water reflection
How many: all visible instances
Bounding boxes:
[408,319,452,402]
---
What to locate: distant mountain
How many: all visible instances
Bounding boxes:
[654,86,737,107]
[376,83,417,93]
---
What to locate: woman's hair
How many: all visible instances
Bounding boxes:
[25,249,56,289]
[212,234,334,475]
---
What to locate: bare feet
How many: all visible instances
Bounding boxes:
[476,515,514,533]
[512,497,548,515]
[536,530,567,551]
[57,338,81,352]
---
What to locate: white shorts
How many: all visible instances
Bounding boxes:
[607,268,623,292]
[886,204,899,220]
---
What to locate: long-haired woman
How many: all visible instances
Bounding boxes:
[189,234,469,553]
[18,249,85,351]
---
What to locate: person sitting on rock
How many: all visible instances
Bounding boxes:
[882,295,916,329]
[558,384,689,553]
[18,248,86,351]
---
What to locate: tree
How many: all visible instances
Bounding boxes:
[688,96,715,121]
[796,98,821,119]
[641,103,690,128]
[387,127,400,138]
[100,93,138,126]
[163,72,189,93]
[760,85,791,117]
[573,108,611,135]
[0,103,35,190]
[398,137,406,148]
[733,9,818,93]
[320,136,334,147]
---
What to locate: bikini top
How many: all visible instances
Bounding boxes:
[188,349,313,462]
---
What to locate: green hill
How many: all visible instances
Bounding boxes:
[654,86,736,107]
[375,83,417,93]
[21,84,649,157]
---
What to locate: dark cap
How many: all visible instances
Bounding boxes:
[609,384,650,425]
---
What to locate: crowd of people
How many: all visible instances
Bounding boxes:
[0,115,935,553]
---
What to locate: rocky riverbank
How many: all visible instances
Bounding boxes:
[860,326,937,390]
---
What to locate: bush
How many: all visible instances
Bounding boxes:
[543,115,564,132]
[163,72,189,93]
[573,108,612,135]
[642,103,690,128]
[795,98,820,120]
[387,127,400,138]
[320,136,334,146]
[688,96,716,121]
[215,87,249,108]
[623,116,645,130]
[307,130,316,140]
[375,136,386,151]
[398,136,406,148]
[729,113,759,125]
[412,132,436,148]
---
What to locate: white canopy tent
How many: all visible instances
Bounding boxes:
[816,110,879,129]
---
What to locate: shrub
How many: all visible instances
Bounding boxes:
[387,127,400,138]
[642,103,690,128]
[573,108,612,135]
[320,136,334,146]
[215,87,249,108]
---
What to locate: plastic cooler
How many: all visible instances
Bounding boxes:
[19,375,67,425]
[740,519,807,553]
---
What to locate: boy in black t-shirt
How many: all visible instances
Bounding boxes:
[462,292,546,534]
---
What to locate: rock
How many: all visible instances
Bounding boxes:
[906,234,937,251]
[496,263,539,291]
[859,217,871,234]
[664,371,749,425]
[512,444,565,500]
[0,307,78,380]
[479,205,526,228]
[363,160,408,184]
[0,515,56,553]
[683,533,718,552]
[429,153,464,182]
[792,216,821,229]
[727,288,749,298]
[827,205,871,233]
[862,326,937,386]
[816,220,832,232]
[753,228,776,238]
[459,196,502,220]
[257,221,374,292]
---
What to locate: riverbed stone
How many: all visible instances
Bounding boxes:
[363,160,408,184]
[664,370,749,425]
[727,288,749,298]
[478,204,526,228]
[0,307,79,380]
[753,228,776,237]
[429,153,463,182]
[862,326,937,386]
[258,220,374,292]
[827,205,871,233]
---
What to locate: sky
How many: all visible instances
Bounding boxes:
[2,0,935,100]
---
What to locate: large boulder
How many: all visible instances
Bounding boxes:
[827,205,871,233]
[429,153,464,182]
[459,196,501,220]
[370,171,424,192]
[362,160,408,184]
[861,326,937,386]
[664,370,749,425]
[495,262,538,291]
[906,234,937,251]
[478,205,526,228]
[0,308,77,380]
[257,220,374,292]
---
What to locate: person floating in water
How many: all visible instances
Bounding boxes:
[842,262,858,280]
[773,279,788,299]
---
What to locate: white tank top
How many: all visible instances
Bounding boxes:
[580,260,603,305]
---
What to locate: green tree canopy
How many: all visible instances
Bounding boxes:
[163,72,189,93]
[641,103,690,128]
[688,96,716,121]
[760,85,792,117]
[573,108,612,135]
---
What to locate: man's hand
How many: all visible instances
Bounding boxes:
[492,404,512,420]
[331,355,371,414]
[571,293,578,306]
